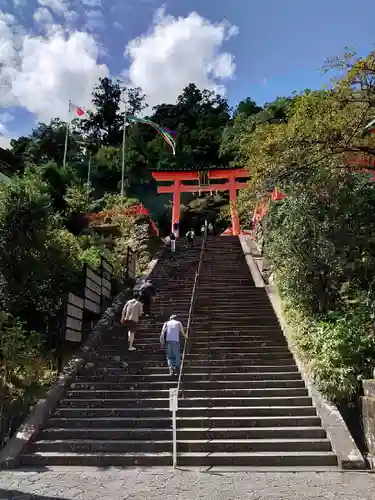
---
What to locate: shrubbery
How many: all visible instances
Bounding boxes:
[263,173,375,402]
[0,172,83,335]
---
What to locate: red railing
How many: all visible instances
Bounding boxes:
[86,203,159,235]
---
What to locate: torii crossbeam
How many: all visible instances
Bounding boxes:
[152,168,249,236]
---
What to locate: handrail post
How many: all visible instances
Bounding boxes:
[170,387,178,468]
[172,235,205,468]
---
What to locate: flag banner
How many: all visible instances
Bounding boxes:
[127,115,176,155]
[69,102,85,118]
[162,126,177,137]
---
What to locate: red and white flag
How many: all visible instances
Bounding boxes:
[69,101,85,118]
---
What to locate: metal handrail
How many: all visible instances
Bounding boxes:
[176,235,205,397]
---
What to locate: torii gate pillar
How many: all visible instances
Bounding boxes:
[171,179,181,238]
[229,174,241,236]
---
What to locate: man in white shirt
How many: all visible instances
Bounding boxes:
[160,314,187,375]
[121,292,143,351]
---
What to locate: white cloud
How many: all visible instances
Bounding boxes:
[34,7,54,26]
[0,111,14,125]
[0,123,8,135]
[0,11,108,123]
[84,8,105,34]
[12,0,27,7]
[80,0,102,7]
[64,9,79,26]
[0,112,14,149]
[38,0,69,14]
[125,9,238,110]
[0,136,11,149]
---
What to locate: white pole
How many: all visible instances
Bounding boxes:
[87,152,91,186]
[169,387,178,468]
[63,101,70,169]
[121,88,128,205]
[172,409,177,468]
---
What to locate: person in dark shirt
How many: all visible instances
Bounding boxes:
[139,280,156,316]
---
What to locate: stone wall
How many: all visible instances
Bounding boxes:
[361,380,375,463]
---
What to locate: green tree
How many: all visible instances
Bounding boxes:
[150,83,230,170]
[78,77,146,148]
[235,97,262,117]
[10,119,83,169]
[236,52,375,199]
[264,171,375,315]
[0,172,82,337]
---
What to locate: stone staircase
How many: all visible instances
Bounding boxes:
[20,236,337,467]
[176,236,337,466]
[21,241,202,466]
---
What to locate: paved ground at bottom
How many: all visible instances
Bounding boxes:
[0,467,375,500]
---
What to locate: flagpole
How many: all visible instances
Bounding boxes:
[121,88,127,206]
[87,151,91,187]
[63,100,70,169]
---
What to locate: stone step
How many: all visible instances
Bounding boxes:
[196,283,261,287]
[46,415,323,429]
[70,379,306,391]
[101,342,288,351]
[21,451,338,467]
[102,338,288,347]
[188,339,287,346]
[98,354,293,364]
[183,325,282,331]
[197,285,256,290]
[193,297,270,301]
[94,358,296,367]
[53,406,317,418]
[114,328,284,336]
[74,371,303,382]
[188,318,281,326]
[91,359,295,368]
[59,396,313,409]
[102,347,290,356]
[88,366,299,377]
[39,426,326,441]
[193,306,276,312]
[102,335,286,344]
[30,438,332,454]
[193,309,276,314]
[182,363,297,372]
[65,387,309,399]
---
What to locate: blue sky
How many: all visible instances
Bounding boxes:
[0,0,375,148]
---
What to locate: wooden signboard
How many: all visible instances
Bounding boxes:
[65,293,84,342]
[84,265,102,314]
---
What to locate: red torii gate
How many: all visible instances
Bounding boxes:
[152,168,250,236]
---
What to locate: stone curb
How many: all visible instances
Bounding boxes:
[0,256,161,470]
[238,235,264,288]
[238,236,366,470]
